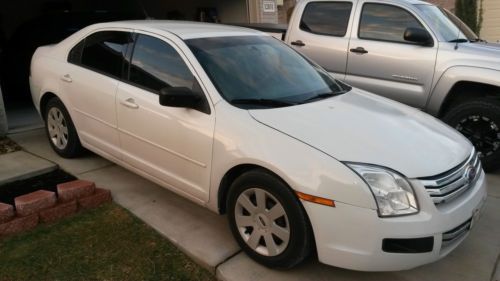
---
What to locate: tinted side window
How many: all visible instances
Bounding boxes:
[300,2,353,36]
[359,4,425,43]
[129,34,194,93]
[80,31,133,78]
[68,40,84,64]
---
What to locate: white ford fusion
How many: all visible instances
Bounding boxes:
[30,21,487,271]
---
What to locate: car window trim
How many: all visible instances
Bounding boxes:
[123,32,212,114]
[67,30,134,82]
[357,2,434,46]
[299,1,354,38]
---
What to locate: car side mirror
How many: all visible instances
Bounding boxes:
[159,87,202,109]
[404,27,433,46]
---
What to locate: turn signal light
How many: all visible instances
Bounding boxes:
[296,191,335,207]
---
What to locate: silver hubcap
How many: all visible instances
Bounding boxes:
[47,107,69,150]
[235,188,290,256]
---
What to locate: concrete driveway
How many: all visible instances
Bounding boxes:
[9,128,500,281]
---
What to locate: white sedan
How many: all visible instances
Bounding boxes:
[30,21,487,271]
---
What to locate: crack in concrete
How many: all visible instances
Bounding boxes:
[491,252,500,281]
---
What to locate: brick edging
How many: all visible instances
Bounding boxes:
[0,180,112,238]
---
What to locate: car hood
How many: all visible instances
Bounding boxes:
[249,90,472,178]
[446,42,500,68]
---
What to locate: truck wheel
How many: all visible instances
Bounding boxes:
[44,97,84,158]
[227,169,313,269]
[443,99,500,172]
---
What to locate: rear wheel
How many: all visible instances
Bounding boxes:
[44,97,84,158]
[443,99,500,172]
[227,169,313,269]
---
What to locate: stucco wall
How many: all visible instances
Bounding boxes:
[426,0,456,11]
[481,0,500,42]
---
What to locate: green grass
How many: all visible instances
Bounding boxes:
[0,203,216,281]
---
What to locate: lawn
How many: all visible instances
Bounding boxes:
[0,203,216,281]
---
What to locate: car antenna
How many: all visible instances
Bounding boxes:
[454,20,462,50]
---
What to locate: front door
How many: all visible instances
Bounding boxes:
[286,0,356,79]
[116,33,215,201]
[345,2,438,109]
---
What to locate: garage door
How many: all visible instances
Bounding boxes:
[481,0,500,42]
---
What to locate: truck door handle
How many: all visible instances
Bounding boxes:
[120,98,139,109]
[291,40,306,47]
[61,74,73,83]
[350,47,368,54]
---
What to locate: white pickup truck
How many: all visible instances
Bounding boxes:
[236,0,500,171]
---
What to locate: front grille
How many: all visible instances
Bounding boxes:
[442,218,472,247]
[419,149,481,205]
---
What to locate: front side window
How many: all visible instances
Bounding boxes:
[128,34,194,93]
[359,4,425,43]
[300,2,353,36]
[80,31,133,78]
[187,36,349,109]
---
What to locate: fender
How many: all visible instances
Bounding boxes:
[426,66,500,116]
[206,102,377,214]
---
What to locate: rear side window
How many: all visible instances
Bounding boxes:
[359,4,425,43]
[78,31,133,78]
[128,34,194,93]
[300,2,353,37]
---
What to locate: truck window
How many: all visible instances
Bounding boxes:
[300,2,353,37]
[359,3,425,43]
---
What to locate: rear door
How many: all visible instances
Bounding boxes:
[345,2,438,108]
[63,30,133,158]
[286,0,357,79]
[116,32,215,202]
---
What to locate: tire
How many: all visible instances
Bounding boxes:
[442,99,500,172]
[227,169,313,269]
[44,97,84,158]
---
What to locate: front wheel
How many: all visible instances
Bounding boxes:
[443,99,500,172]
[227,169,313,269]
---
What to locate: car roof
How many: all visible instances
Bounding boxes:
[93,20,264,40]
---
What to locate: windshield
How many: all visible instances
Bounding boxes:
[440,8,479,41]
[415,4,468,42]
[186,36,348,109]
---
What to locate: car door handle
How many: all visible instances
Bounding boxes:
[120,98,139,109]
[291,40,306,47]
[61,74,73,83]
[350,47,368,54]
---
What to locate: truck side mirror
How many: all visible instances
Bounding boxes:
[404,27,434,47]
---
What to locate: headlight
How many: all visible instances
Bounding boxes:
[347,163,418,217]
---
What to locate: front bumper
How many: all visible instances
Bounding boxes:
[303,170,487,271]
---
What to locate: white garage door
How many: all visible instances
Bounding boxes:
[481,0,500,42]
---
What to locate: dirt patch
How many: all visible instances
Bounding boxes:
[0,138,21,155]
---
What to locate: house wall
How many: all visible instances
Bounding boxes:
[248,0,278,23]
[481,0,500,42]
[427,0,456,11]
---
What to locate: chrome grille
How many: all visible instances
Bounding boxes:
[419,150,481,205]
[442,218,471,248]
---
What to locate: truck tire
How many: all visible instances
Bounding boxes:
[443,99,500,172]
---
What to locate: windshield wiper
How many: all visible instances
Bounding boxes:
[230,98,296,108]
[448,38,469,43]
[299,91,347,104]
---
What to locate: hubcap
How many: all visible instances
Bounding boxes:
[47,108,69,150]
[456,115,500,157]
[234,188,290,257]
